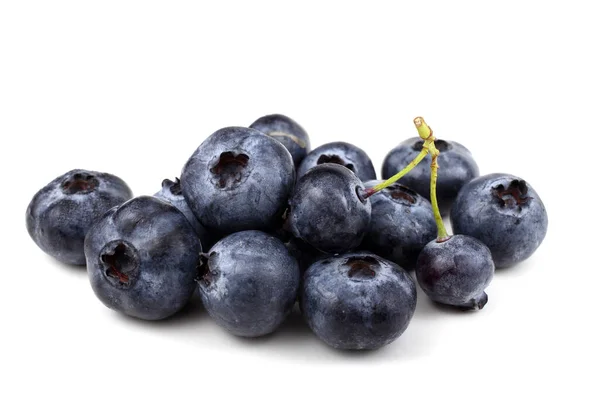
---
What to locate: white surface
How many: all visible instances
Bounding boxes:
[1,1,598,399]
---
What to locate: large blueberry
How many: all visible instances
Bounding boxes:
[450,173,548,268]
[154,177,211,248]
[181,127,295,235]
[26,169,132,265]
[288,163,371,254]
[85,196,201,320]
[297,141,376,181]
[362,180,437,269]
[285,236,326,278]
[301,252,417,350]
[416,235,494,310]
[198,230,300,337]
[249,114,310,167]
[382,137,479,215]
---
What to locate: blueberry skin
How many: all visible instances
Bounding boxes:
[285,237,330,298]
[154,177,212,248]
[301,252,417,350]
[249,114,310,167]
[198,230,300,337]
[362,180,437,270]
[416,235,494,310]
[382,137,479,215]
[285,236,327,278]
[181,127,295,235]
[85,196,201,321]
[26,169,133,265]
[297,141,377,181]
[450,173,548,268]
[289,163,371,254]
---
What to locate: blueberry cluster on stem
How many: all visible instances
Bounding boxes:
[364,117,448,241]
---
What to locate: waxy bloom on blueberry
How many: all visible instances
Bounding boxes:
[26,169,132,265]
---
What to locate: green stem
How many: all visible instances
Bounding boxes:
[430,154,449,241]
[363,148,429,198]
[363,116,436,199]
[417,116,450,241]
[364,116,450,240]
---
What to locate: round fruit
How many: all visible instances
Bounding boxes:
[450,173,548,268]
[26,169,132,265]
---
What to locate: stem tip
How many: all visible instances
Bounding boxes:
[414,117,432,140]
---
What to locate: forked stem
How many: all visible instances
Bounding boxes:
[363,116,435,198]
[363,116,449,241]
[363,148,428,197]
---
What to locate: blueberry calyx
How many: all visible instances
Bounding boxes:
[316,154,355,172]
[471,292,488,310]
[412,138,450,152]
[355,186,368,204]
[210,152,250,189]
[197,252,216,287]
[345,255,379,279]
[493,179,532,209]
[387,184,417,205]
[99,240,139,288]
[61,173,99,195]
[162,178,183,196]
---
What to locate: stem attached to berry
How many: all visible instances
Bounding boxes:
[363,148,429,198]
[363,116,435,199]
[414,117,449,241]
[429,150,449,241]
[363,116,450,241]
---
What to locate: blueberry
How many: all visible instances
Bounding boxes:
[198,230,300,337]
[450,173,548,268]
[416,235,494,310]
[382,137,479,215]
[285,236,326,277]
[297,141,376,181]
[181,127,295,235]
[249,114,310,167]
[289,163,371,254]
[154,177,212,248]
[26,169,133,265]
[85,196,201,320]
[362,180,437,270]
[301,252,417,350]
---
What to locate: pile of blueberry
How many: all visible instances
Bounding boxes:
[26,114,548,350]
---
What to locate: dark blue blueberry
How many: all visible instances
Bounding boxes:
[181,127,295,235]
[382,137,479,215]
[450,173,548,268]
[301,252,417,350]
[362,180,437,270]
[198,230,300,337]
[288,163,371,254]
[154,177,212,248]
[26,169,133,265]
[249,114,310,167]
[416,235,494,310]
[285,236,326,277]
[297,141,376,181]
[85,196,201,320]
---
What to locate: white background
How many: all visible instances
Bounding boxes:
[1,1,598,399]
